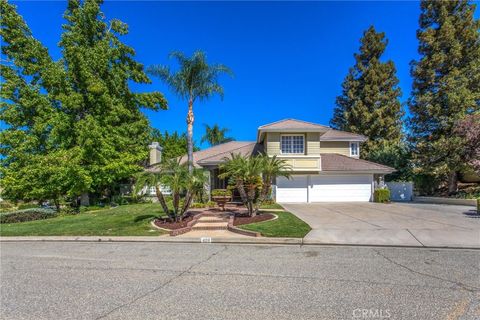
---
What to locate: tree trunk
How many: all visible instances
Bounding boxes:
[155,187,170,217]
[173,192,180,221]
[180,191,193,218]
[236,180,248,204]
[186,98,194,173]
[447,171,458,195]
[53,199,60,212]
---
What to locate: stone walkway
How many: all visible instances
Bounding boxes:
[175,211,254,238]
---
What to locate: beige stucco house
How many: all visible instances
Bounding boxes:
[148,119,395,203]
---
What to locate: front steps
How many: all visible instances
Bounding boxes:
[191,214,230,230]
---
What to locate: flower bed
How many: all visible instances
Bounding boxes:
[233,212,276,226]
[153,214,196,230]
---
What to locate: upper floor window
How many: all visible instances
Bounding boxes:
[350,142,359,156]
[281,135,304,154]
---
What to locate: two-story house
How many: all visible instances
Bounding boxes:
[148,119,394,203]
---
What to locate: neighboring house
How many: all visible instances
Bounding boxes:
[147,119,394,203]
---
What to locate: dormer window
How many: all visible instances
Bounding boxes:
[350,142,359,157]
[281,135,304,154]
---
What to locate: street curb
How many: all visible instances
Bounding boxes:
[1,236,479,249]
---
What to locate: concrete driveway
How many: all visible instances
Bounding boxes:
[281,202,480,248]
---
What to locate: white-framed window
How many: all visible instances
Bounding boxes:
[281,135,305,154]
[149,186,156,195]
[350,142,359,156]
[148,185,171,195]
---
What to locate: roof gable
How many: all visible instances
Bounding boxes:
[258,118,330,130]
[320,129,367,141]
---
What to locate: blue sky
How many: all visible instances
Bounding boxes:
[10,1,479,148]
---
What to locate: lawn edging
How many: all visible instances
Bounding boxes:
[227,215,261,237]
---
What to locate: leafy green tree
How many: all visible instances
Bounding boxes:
[150,128,198,162]
[366,141,413,182]
[147,51,232,172]
[1,149,91,210]
[0,0,167,203]
[330,26,404,157]
[200,124,234,146]
[454,114,480,175]
[408,0,480,194]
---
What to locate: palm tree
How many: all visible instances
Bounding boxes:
[201,124,234,146]
[219,154,291,217]
[258,155,292,205]
[134,169,170,216]
[134,159,207,222]
[147,51,233,172]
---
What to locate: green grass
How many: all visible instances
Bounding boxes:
[259,203,284,209]
[0,203,167,236]
[239,211,311,238]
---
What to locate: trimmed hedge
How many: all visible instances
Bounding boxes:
[190,201,216,209]
[374,189,390,203]
[211,189,232,197]
[0,208,57,224]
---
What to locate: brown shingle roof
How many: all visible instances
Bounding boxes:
[147,141,257,172]
[320,129,367,141]
[179,141,256,167]
[321,153,395,173]
[258,119,330,130]
[197,142,264,165]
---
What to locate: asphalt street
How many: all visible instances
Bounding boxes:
[1,242,479,320]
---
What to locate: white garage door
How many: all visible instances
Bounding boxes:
[276,174,373,203]
[309,175,372,202]
[276,175,308,203]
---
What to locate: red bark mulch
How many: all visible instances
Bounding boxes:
[233,212,275,226]
[153,214,195,230]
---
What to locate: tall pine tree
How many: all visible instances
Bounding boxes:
[331,26,404,157]
[0,0,167,204]
[408,0,480,194]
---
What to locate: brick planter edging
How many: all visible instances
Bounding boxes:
[227,216,261,237]
[169,215,203,236]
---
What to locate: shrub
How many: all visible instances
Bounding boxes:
[374,189,390,203]
[0,208,57,224]
[477,198,479,214]
[59,206,80,215]
[190,202,206,209]
[211,189,232,197]
[262,199,275,205]
[0,201,15,212]
[206,201,216,207]
[413,174,439,195]
[18,203,39,210]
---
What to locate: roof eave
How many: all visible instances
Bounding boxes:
[321,169,396,174]
[320,137,367,142]
[257,128,330,142]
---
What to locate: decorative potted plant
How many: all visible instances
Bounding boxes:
[211,189,232,211]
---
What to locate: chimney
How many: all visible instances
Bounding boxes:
[148,142,162,165]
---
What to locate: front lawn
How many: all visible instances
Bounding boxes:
[259,203,284,210]
[239,210,311,238]
[0,203,167,236]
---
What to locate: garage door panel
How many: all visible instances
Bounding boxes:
[276,176,308,203]
[310,175,372,202]
[276,174,373,203]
